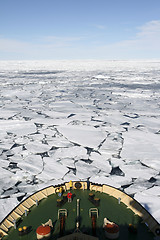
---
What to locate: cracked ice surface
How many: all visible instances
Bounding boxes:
[57,125,106,149]
[0,60,160,223]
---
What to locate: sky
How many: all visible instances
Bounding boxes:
[0,0,160,60]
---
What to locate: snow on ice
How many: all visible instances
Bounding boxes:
[0,60,160,223]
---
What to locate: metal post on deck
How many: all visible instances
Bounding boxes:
[13,219,16,229]
[76,199,80,229]
[25,210,27,216]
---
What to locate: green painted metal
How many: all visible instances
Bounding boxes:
[2,189,154,240]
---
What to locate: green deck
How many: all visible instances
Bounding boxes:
[3,189,154,240]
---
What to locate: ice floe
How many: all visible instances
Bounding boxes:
[0,120,37,136]
[18,155,43,175]
[135,192,160,222]
[121,129,160,175]
[57,125,106,149]
[25,141,51,154]
[0,198,19,222]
